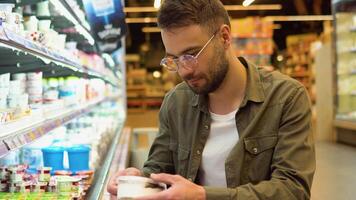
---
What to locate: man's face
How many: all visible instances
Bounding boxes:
[161,25,229,95]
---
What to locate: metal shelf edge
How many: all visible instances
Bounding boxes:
[0,27,117,86]
[0,97,113,158]
[85,120,126,200]
[334,119,356,131]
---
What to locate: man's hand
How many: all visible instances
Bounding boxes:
[107,167,142,195]
[135,173,206,200]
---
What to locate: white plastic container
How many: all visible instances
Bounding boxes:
[27,86,43,95]
[0,4,14,13]
[0,87,9,97]
[23,16,38,32]
[18,93,29,109]
[7,94,19,108]
[116,176,166,199]
[9,80,21,95]
[36,1,50,17]
[38,20,51,31]
[26,72,42,81]
[0,73,10,87]
[0,97,6,109]
[12,73,26,81]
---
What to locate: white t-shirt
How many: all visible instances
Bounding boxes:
[198,109,239,187]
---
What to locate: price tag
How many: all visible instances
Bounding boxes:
[28,132,36,141]
[18,135,27,146]
[13,136,22,148]
[0,143,9,156]
[4,139,17,150]
[4,28,25,46]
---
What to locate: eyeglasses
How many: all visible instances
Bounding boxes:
[160,33,216,72]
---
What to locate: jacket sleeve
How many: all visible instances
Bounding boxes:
[142,93,176,177]
[204,87,316,200]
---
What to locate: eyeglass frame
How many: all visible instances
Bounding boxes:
[160,32,217,73]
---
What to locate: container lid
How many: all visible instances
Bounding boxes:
[41,146,65,153]
[67,145,91,153]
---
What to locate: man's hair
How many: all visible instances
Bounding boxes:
[157,0,230,34]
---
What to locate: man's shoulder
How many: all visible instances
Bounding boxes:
[257,67,307,103]
[258,67,304,90]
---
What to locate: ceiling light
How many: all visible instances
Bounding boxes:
[153,71,161,79]
[126,18,157,23]
[266,15,333,22]
[154,0,161,9]
[142,27,161,33]
[124,4,282,13]
[242,0,255,7]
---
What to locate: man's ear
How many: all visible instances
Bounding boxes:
[220,25,232,49]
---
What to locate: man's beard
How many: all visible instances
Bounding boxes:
[187,48,229,95]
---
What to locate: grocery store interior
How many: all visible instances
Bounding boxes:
[0,0,355,199]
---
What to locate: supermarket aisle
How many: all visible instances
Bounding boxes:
[311,141,356,200]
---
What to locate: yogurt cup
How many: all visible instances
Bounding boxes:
[26,72,42,81]
[0,73,10,86]
[12,73,26,81]
[7,94,19,108]
[0,4,14,13]
[0,87,9,97]
[9,80,21,95]
[0,98,6,109]
[38,20,51,31]
[116,176,166,199]
[27,86,43,95]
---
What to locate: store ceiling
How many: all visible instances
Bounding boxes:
[123,0,331,68]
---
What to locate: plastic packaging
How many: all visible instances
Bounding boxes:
[116,176,167,199]
[41,146,64,172]
[0,4,14,13]
[67,145,90,173]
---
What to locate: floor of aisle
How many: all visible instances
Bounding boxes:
[311,141,356,200]
[126,109,356,200]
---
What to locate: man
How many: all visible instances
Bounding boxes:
[108,0,315,199]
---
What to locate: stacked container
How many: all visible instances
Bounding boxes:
[26,72,43,106]
[0,73,10,109]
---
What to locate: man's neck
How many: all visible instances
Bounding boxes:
[208,57,247,115]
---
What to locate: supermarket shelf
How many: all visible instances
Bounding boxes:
[290,73,310,78]
[0,26,117,87]
[236,52,273,56]
[17,0,93,44]
[334,119,356,131]
[59,0,91,31]
[86,121,128,200]
[0,96,119,158]
[232,34,273,39]
[17,0,47,6]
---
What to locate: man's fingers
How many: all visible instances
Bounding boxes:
[122,167,142,176]
[107,177,118,195]
[150,173,180,185]
[107,168,141,195]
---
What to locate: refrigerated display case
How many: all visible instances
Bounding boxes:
[0,0,128,199]
[332,0,356,145]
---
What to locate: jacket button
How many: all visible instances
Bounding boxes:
[197,150,201,155]
[188,178,193,182]
[252,147,258,154]
[204,125,209,130]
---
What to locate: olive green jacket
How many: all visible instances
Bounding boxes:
[143,58,315,200]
